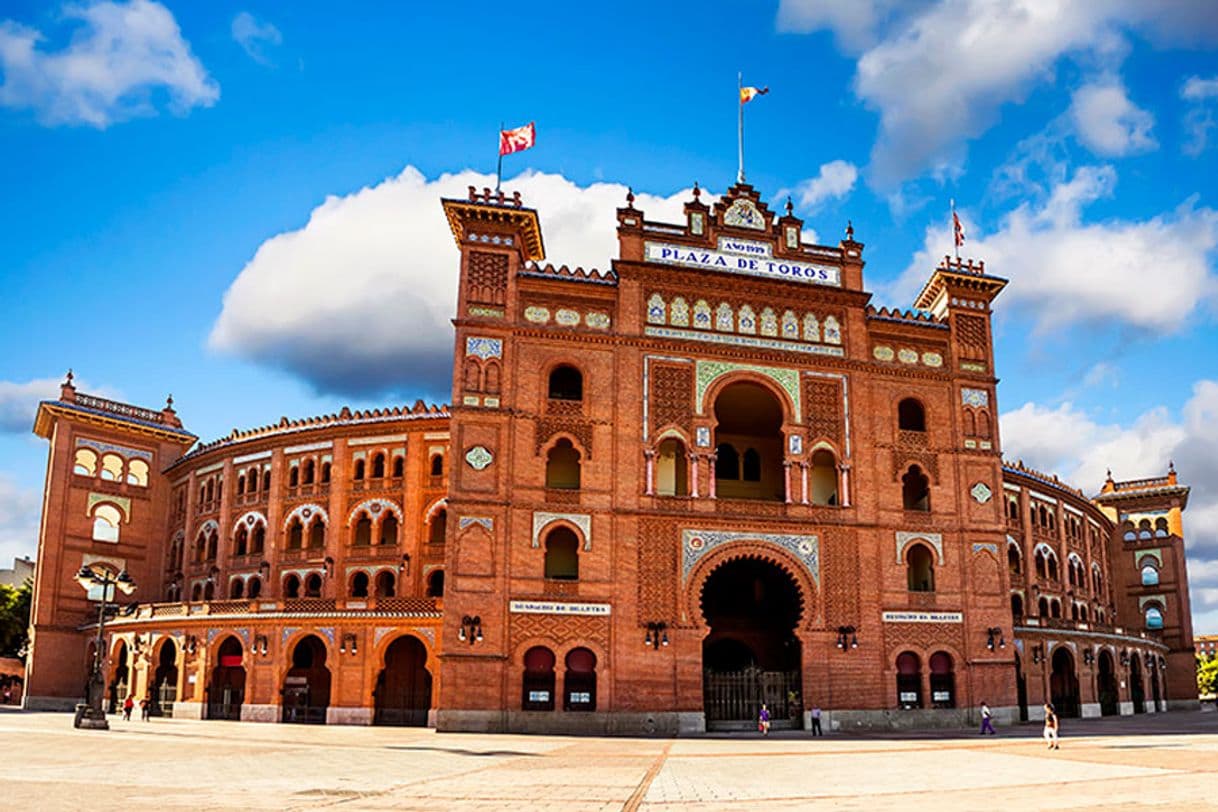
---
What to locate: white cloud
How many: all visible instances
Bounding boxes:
[231,11,281,65]
[0,378,61,434]
[1001,380,1218,634]
[0,0,217,127]
[0,475,39,567]
[777,0,1218,185]
[886,166,1218,333]
[1069,80,1156,156]
[1182,75,1218,156]
[209,167,706,396]
[1182,75,1218,101]
[787,160,858,213]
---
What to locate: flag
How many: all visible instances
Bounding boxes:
[740,86,769,104]
[499,122,535,156]
[953,209,966,248]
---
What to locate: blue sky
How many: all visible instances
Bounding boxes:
[1,1,1217,630]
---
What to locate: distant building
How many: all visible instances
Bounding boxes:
[0,556,34,588]
[1198,634,1218,660]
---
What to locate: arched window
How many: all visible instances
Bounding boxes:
[74,448,98,476]
[350,572,370,598]
[248,576,262,599]
[1070,603,1079,621]
[741,448,762,482]
[545,439,581,490]
[262,469,271,491]
[206,530,218,561]
[1154,518,1169,537]
[203,581,215,601]
[522,646,556,711]
[548,365,583,401]
[100,453,124,482]
[1007,497,1019,521]
[564,647,597,712]
[544,527,580,581]
[964,410,976,436]
[304,573,323,598]
[354,515,372,547]
[372,453,386,478]
[353,459,365,481]
[191,583,203,602]
[1011,593,1024,621]
[301,460,313,485]
[426,570,445,598]
[236,475,246,495]
[897,398,926,432]
[896,652,922,709]
[1079,605,1088,622]
[1145,606,1164,630]
[484,361,501,393]
[91,504,122,543]
[929,652,955,708]
[1035,549,1047,579]
[656,438,689,497]
[234,526,248,556]
[429,508,447,545]
[1008,545,1022,575]
[809,449,839,506]
[714,443,740,480]
[380,514,398,546]
[392,456,404,478]
[1038,597,1049,617]
[1050,599,1062,618]
[321,461,331,483]
[430,455,443,477]
[289,465,300,487]
[127,459,149,487]
[288,519,304,549]
[284,575,300,599]
[230,579,244,599]
[979,411,992,439]
[1093,568,1103,594]
[1047,554,1059,582]
[375,571,395,598]
[906,543,935,592]
[308,520,325,549]
[901,465,930,511]
[251,525,265,554]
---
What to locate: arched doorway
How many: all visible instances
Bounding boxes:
[1098,650,1119,716]
[282,635,330,724]
[152,640,178,717]
[1129,654,1146,714]
[712,382,786,501]
[373,636,432,726]
[1150,661,1163,711]
[208,637,244,720]
[896,652,922,708]
[701,556,803,730]
[929,651,956,708]
[1050,647,1080,719]
[108,641,130,713]
[1014,651,1028,721]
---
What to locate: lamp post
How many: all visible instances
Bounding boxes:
[73,565,136,730]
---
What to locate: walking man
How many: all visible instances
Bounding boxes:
[979,701,996,735]
[1043,703,1060,750]
[810,704,823,736]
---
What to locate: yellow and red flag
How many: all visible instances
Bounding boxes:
[740,86,769,104]
[499,122,536,156]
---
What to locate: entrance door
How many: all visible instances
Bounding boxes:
[1098,651,1119,716]
[152,641,178,717]
[208,637,245,720]
[1050,648,1080,718]
[282,635,330,724]
[374,636,432,726]
[701,557,804,730]
[1130,655,1146,714]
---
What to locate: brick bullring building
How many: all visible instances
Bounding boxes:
[24,180,1198,733]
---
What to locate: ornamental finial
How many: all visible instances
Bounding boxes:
[692,181,701,200]
[846,220,854,240]
[626,187,634,205]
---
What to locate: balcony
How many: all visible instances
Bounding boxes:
[542,579,580,599]
[280,547,325,563]
[345,543,402,560]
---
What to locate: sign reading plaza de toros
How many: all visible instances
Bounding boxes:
[644,237,841,286]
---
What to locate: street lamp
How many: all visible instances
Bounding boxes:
[73,565,136,730]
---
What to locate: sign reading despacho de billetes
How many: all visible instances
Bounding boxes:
[644,237,841,287]
[882,611,964,623]
[508,600,611,616]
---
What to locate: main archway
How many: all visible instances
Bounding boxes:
[282,634,331,724]
[700,556,803,730]
[208,636,244,720]
[1050,647,1080,719]
[373,635,432,726]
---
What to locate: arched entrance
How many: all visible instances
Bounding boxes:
[282,634,330,724]
[208,637,244,720]
[1014,651,1028,721]
[712,382,786,502]
[107,641,130,713]
[1098,650,1119,716]
[373,636,432,726]
[1050,647,1080,719]
[1129,654,1146,714]
[701,557,803,730]
[152,640,178,717]
[1150,662,1163,711]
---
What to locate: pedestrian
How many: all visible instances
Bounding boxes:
[979,701,996,735]
[2,685,11,705]
[123,695,134,721]
[1043,703,1059,750]
[758,703,771,736]
[810,704,823,736]
[140,695,151,721]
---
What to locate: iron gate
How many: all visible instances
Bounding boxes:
[704,668,801,730]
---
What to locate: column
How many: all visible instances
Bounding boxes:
[644,450,655,496]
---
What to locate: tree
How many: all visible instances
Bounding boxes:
[0,579,32,660]
[1199,655,1218,698]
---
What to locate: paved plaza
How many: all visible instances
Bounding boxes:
[2,707,1216,810]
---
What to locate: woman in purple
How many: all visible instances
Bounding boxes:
[758,703,771,736]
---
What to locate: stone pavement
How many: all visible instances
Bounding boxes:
[1,707,1216,811]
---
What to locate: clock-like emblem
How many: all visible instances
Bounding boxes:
[723,198,766,230]
[465,446,493,471]
[970,482,993,504]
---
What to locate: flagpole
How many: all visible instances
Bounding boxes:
[496,121,504,193]
[737,72,745,184]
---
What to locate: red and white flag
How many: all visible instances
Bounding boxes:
[740,86,769,104]
[952,208,966,248]
[499,122,535,156]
